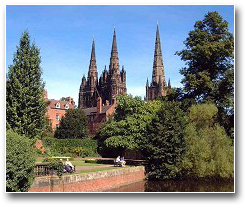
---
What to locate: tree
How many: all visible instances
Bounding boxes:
[176,11,234,136]
[6,130,36,192]
[60,97,74,103]
[182,103,234,179]
[97,94,162,156]
[54,109,87,139]
[6,30,47,138]
[144,101,187,180]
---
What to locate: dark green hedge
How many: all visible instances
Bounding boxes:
[42,137,100,157]
[6,130,36,192]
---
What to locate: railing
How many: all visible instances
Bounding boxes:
[34,163,53,176]
[34,163,76,176]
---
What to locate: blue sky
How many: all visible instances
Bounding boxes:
[6,5,234,105]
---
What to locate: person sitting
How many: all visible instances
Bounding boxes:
[114,156,121,166]
[120,156,126,167]
[64,158,74,173]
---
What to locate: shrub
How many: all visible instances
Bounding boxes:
[182,103,234,179]
[42,137,100,157]
[47,159,64,178]
[54,109,87,139]
[6,130,36,192]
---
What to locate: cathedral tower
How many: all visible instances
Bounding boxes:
[79,27,127,108]
[78,37,98,108]
[146,23,168,101]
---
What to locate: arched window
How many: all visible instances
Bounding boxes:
[56,103,60,108]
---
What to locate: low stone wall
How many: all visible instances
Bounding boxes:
[29,166,145,192]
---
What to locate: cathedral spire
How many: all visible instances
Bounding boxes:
[88,36,97,78]
[152,23,165,85]
[109,27,120,75]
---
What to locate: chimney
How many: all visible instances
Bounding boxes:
[68,96,72,104]
[97,96,102,114]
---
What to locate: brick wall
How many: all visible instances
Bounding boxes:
[29,166,145,192]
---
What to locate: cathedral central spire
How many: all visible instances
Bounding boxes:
[88,36,97,78]
[146,23,168,101]
[152,23,165,85]
[109,27,120,75]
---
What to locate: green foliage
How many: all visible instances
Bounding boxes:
[189,103,218,128]
[144,101,187,180]
[6,129,36,192]
[42,137,99,157]
[182,104,234,179]
[176,11,234,136]
[6,30,47,139]
[97,94,162,156]
[41,116,54,139]
[47,159,64,178]
[60,96,74,103]
[54,109,87,139]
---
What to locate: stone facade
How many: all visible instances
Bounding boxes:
[146,24,169,101]
[78,28,127,109]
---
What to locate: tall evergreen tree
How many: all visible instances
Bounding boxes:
[6,30,47,138]
[144,101,187,180]
[176,11,234,136]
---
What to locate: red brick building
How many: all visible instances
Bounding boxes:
[82,96,116,135]
[44,90,75,130]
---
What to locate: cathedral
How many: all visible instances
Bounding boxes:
[78,24,170,135]
[78,28,127,109]
[78,23,170,108]
[146,23,170,101]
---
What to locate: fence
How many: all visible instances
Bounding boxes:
[34,163,53,176]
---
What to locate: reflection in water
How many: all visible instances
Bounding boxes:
[105,180,234,192]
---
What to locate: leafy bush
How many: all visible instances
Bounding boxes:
[6,130,36,192]
[84,159,97,164]
[54,109,87,139]
[182,103,234,179]
[47,159,64,178]
[42,137,99,157]
[97,94,162,156]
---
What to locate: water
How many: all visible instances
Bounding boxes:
[105,180,234,192]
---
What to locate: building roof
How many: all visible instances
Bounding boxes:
[82,105,112,116]
[48,99,75,110]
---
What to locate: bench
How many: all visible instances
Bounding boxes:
[114,160,126,167]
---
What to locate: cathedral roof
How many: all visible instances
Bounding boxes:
[82,105,112,116]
